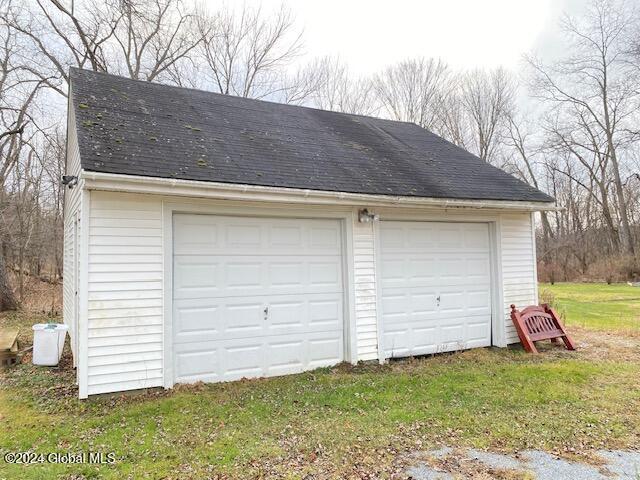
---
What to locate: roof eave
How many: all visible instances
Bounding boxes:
[80,170,559,211]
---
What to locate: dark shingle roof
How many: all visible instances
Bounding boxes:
[69,68,553,203]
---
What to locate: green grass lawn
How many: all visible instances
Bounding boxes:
[539,282,640,331]
[2,284,640,478]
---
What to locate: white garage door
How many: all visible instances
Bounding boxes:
[172,214,344,384]
[379,221,492,358]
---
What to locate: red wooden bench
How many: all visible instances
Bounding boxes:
[510,304,575,354]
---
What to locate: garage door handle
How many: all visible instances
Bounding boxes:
[436,295,441,307]
[263,306,269,319]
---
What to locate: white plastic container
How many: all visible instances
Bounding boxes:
[32,323,68,366]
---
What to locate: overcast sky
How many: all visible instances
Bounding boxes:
[235,0,588,75]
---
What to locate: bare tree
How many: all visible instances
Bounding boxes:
[504,113,554,240]
[373,58,450,130]
[435,81,470,149]
[197,4,302,99]
[527,0,640,255]
[0,13,48,310]
[111,0,201,82]
[458,67,515,163]
[5,0,203,95]
[4,0,119,95]
[303,57,377,115]
[279,57,333,105]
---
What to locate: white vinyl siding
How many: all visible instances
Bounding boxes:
[62,99,82,365]
[86,191,164,395]
[72,186,540,396]
[352,219,378,361]
[500,212,537,344]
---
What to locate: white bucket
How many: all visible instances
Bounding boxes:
[32,323,68,366]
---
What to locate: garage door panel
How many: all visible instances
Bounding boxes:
[309,225,341,250]
[173,214,344,384]
[382,286,437,306]
[407,225,438,248]
[439,258,466,279]
[383,329,412,358]
[175,347,220,381]
[174,293,342,342]
[225,261,262,289]
[225,302,264,335]
[379,226,405,250]
[464,225,491,249]
[410,259,438,282]
[173,260,219,299]
[383,223,491,254]
[309,298,341,325]
[438,291,465,312]
[411,292,438,314]
[436,225,465,248]
[226,224,262,248]
[267,339,304,373]
[173,254,342,300]
[412,326,438,352]
[270,262,304,286]
[431,312,491,324]
[174,331,344,383]
[467,290,492,309]
[379,259,404,284]
[308,336,343,365]
[268,225,302,247]
[309,261,342,287]
[380,257,437,287]
[380,221,492,358]
[174,304,220,335]
[380,292,409,316]
[467,257,491,277]
[222,343,263,378]
[174,214,342,256]
[173,216,219,255]
[173,298,263,342]
[268,300,304,328]
[467,321,492,342]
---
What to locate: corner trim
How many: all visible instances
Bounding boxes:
[77,188,90,399]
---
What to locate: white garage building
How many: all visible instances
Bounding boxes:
[63,69,555,398]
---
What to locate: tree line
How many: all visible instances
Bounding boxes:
[1,0,639,310]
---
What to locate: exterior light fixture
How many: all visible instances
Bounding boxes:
[358,208,379,223]
[62,175,78,189]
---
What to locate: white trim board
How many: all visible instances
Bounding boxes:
[77,189,90,399]
[82,170,558,212]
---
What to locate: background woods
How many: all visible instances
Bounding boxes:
[0,0,639,311]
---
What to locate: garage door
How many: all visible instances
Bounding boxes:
[172,214,344,384]
[379,221,492,358]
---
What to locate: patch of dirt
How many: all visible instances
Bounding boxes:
[538,326,640,363]
[1,340,77,401]
[8,271,62,315]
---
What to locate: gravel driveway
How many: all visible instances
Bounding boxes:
[406,447,640,479]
